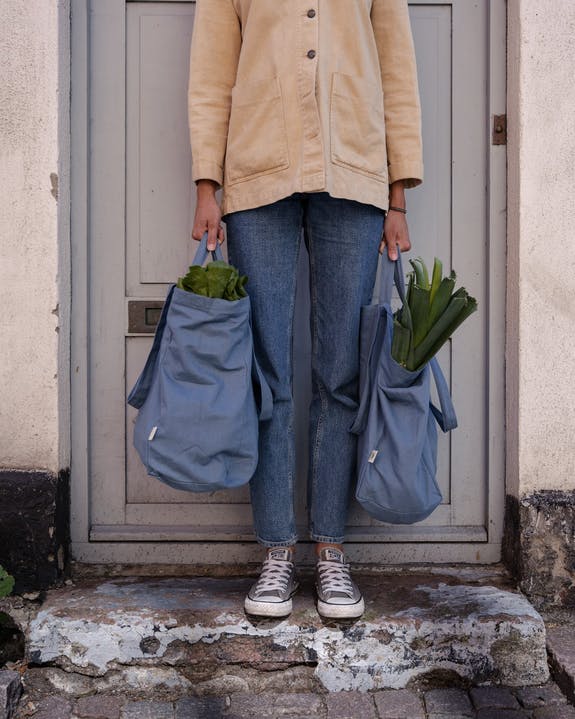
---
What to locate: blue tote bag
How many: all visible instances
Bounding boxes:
[127,233,272,493]
[350,248,458,524]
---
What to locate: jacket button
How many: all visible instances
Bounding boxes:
[307,9,316,18]
[307,49,316,59]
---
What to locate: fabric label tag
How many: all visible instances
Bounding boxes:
[268,547,293,561]
[148,426,158,441]
[324,548,344,562]
[368,449,378,463]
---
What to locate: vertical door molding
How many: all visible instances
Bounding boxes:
[486,0,507,546]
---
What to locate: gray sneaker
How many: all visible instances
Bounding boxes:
[244,547,299,617]
[315,547,365,619]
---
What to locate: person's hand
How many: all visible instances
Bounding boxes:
[379,209,411,260]
[192,179,225,251]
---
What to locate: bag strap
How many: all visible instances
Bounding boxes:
[429,357,458,431]
[352,246,407,435]
[378,244,407,305]
[251,349,273,421]
[127,284,175,409]
[192,230,225,265]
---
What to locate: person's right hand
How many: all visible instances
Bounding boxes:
[192,179,225,251]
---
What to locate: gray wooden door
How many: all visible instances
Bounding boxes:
[71,0,507,566]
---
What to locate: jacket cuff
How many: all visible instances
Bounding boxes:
[192,159,224,187]
[388,160,424,188]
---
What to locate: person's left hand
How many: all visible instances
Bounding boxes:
[379,210,411,260]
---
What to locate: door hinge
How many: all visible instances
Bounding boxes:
[492,114,507,145]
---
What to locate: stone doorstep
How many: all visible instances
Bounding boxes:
[544,611,575,707]
[19,570,550,696]
[0,670,22,719]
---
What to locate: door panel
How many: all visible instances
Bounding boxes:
[81,0,505,559]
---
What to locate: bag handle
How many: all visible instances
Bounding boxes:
[352,246,407,436]
[378,244,406,306]
[251,347,273,421]
[429,357,458,432]
[192,230,225,265]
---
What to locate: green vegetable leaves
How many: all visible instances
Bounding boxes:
[392,256,477,371]
[177,260,248,301]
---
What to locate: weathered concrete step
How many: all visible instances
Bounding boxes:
[544,608,575,706]
[0,670,21,719]
[25,569,549,695]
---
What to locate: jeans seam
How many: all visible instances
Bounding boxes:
[306,221,328,540]
[285,207,303,540]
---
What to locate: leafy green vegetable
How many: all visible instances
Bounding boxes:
[0,566,14,598]
[392,256,477,371]
[177,260,248,301]
[430,257,442,306]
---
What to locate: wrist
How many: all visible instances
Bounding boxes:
[388,180,406,210]
[196,179,218,195]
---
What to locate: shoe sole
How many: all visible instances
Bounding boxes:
[244,596,293,617]
[317,596,365,619]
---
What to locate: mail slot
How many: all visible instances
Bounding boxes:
[128,300,164,334]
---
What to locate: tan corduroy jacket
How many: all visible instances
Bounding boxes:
[188,0,423,216]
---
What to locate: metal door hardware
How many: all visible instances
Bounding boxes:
[128,300,164,334]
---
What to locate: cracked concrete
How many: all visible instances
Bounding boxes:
[23,572,549,695]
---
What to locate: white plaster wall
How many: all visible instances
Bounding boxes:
[507,0,575,496]
[0,0,572,497]
[0,0,69,472]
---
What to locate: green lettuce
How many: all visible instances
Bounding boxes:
[177,260,248,301]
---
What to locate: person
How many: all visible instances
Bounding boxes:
[187,0,423,620]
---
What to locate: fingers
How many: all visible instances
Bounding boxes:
[206,221,219,251]
[191,220,207,242]
[387,239,399,261]
[191,222,225,250]
[209,223,225,251]
[191,193,223,250]
[382,212,411,261]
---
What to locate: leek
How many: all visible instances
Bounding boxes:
[391,256,477,372]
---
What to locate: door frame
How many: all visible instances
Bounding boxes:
[70,0,507,566]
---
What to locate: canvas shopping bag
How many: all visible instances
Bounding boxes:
[127,233,272,492]
[350,249,458,524]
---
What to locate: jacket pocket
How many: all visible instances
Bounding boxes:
[225,76,290,184]
[330,72,388,182]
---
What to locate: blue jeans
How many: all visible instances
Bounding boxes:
[225,193,383,546]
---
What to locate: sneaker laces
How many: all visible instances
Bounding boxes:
[253,557,293,598]
[316,560,354,598]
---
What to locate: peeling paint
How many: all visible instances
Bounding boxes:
[25,577,550,691]
[394,583,543,621]
[50,172,58,200]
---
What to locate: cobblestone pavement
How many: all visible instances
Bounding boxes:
[12,682,575,719]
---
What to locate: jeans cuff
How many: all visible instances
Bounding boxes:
[309,531,345,544]
[256,534,298,548]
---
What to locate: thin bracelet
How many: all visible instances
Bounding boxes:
[388,205,407,214]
